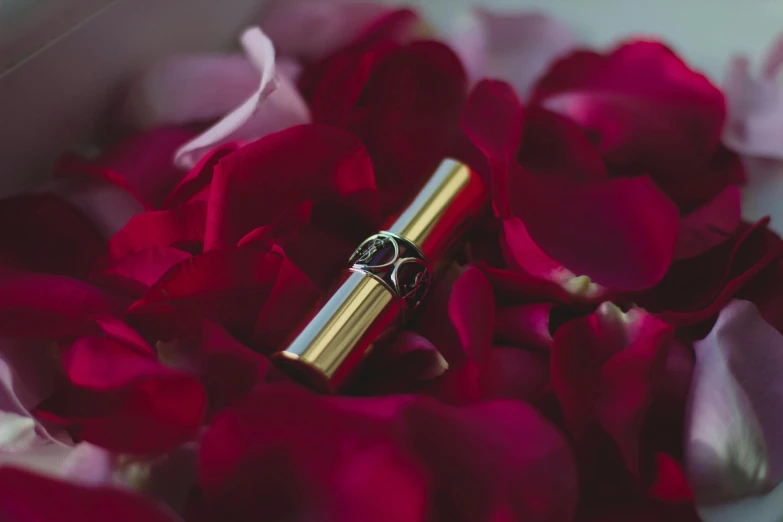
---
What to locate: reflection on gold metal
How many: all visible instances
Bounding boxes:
[272,158,487,393]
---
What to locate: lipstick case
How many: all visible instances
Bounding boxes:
[271,159,487,393]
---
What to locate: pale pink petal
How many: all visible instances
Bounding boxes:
[723,34,783,159]
[121,55,258,130]
[675,185,742,259]
[174,27,310,169]
[449,9,578,100]
[59,442,115,486]
[261,1,401,60]
[686,299,783,504]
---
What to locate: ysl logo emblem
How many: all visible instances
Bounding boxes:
[354,236,388,265]
[402,270,429,300]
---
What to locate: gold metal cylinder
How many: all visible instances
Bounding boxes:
[271,159,486,392]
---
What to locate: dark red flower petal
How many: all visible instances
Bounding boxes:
[737,257,783,333]
[365,330,450,386]
[199,383,428,522]
[91,246,193,298]
[158,319,270,415]
[551,304,674,476]
[252,253,321,353]
[204,124,379,250]
[674,185,741,259]
[476,261,575,304]
[531,41,725,183]
[495,303,554,349]
[0,193,106,279]
[108,201,206,260]
[163,143,238,208]
[0,272,126,338]
[58,127,196,209]
[126,245,285,341]
[447,265,495,365]
[399,398,578,522]
[305,40,467,214]
[482,346,550,401]
[0,467,180,522]
[647,453,694,502]
[39,335,206,453]
[635,218,783,325]
[508,163,680,291]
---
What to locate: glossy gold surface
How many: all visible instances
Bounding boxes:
[271,270,401,393]
[386,159,485,259]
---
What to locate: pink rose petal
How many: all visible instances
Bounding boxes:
[261,1,409,61]
[449,9,577,99]
[723,33,783,159]
[174,27,311,169]
[686,299,783,503]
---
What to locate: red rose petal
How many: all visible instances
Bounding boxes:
[199,384,428,522]
[253,253,321,353]
[482,345,550,401]
[0,467,180,522]
[163,144,238,209]
[531,41,725,182]
[204,124,378,250]
[305,40,467,214]
[476,261,575,304]
[674,185,741,259]
[648,453,694,502]
[40,335,206,453]
[362,331,450,390]
[399,398,578,522]
[0,193,106,279]
[91,247,193,297]
[58,127,196,209]
[495,303,553,349]
[508,163,680,291]
[126,245,285,341]
[460,79,523,166]
[551,303,673,476]
[236,201,313,248]
[636,218,783,325]
[0,272,125,338]
[108,201,207,259]
[447,265,495,366]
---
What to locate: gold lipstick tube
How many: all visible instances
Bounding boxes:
[271,159,487,393]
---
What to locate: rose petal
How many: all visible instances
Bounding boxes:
[494,302,553,349]
[0,272,126,339]
[449,9,577,100]
[637,218,783,325]
[91,247,193,298]
[305,39,466,214]
[199,383,428,522]
[0,193,106,279]
[722,33,783,159]
[675,185,741,259]
[174,27,311,169]
[502,217,608,300]
[686,299,783,503]
[0,339,60,414]
[476,261,576,304]
[203,123,378,250]
[39,335,206,454]
[551,302,674,475]
[261,1,411,61]
[163,144,238,209]
[121,54,258,130]
[126,245,289,342]
[364,331,450,387]
[59,127,197,209]
[107,201,206,260]
[531,41,725,182]
[399,398,578,522]
[482,345,550,401]
[648,452,694,502]
[508,164,680,291]
[448,265,495,366]
[0,467,180,522]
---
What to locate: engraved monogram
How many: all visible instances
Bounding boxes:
[350,232,431,313]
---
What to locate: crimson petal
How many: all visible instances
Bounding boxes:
[509,164,679,291]
[0,193,105,279]
[39,335,206,453]
[203,124,378,250]
[0,272,125,338]
[163,144,238,209]
[0,467,180,522]
[92,247,193,298]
